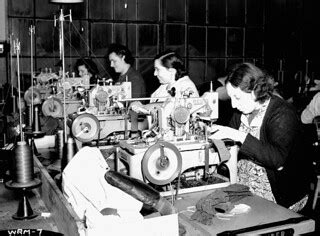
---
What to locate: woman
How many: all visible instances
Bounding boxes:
[107,43,146,98]
[131,50,199,113]
[209,62,312,212]
[74,58,99,89]
[151,50,199,101]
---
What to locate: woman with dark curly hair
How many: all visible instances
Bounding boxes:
[150,50,199,102]
[107,43,146,98]
[131,50,199,114]
[209,62,312,212]
[74,58,99,89]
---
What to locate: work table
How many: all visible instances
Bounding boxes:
[0,146,316,235]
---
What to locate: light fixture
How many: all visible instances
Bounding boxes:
[50,0,84,3]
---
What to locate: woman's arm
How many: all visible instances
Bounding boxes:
[301,92,320,124]
[130,101,163,114]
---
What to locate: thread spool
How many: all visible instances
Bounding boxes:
[13,141,34,184]
[56,130,64,160]
[61,136,78,172]
[25,105,33,132]
[6,141,41,188]
[32,105,41,133]
[46,130,64,174]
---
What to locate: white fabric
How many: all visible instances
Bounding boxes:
[150,76,199,103]
[62,146,143,229]
[301,91,320,124]
[62,146,178,236]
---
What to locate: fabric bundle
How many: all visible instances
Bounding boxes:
[191,184,252,225]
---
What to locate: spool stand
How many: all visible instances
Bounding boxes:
[5,141,42,220]
[7,38,42,220]
[5,180,42,220]
[25,105,45,156]
[25,132,45,156]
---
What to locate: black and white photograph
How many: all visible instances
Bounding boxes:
[0,0,319,235]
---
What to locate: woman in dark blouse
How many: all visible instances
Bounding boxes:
[209,62,312,212]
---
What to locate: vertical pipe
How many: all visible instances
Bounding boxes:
[15,39,23,142]
[29,26,35,124]
[59,9,68,141]
[9,34,16,113]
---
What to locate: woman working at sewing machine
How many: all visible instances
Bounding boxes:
[131,50,199,113]
[209,62,312,212]
[74,58,99,89]
[107,43,146,98]
[107,44,146,137]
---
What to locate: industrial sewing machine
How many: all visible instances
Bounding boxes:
[117,92,238,195]
[66,82,148,143]
[24,70,140,143]
[66,82,131,143]
[87,81,131,114]
[23,70,87,119]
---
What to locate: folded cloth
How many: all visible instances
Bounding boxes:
[222,183,251,193]
[191,184,252,225]
[221,184,252,203]
[195,190,228,215]
[190,210,214,225]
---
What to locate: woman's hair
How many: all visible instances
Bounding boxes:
[226,62,275,103]
[107,43,134,66]
[154,50,188,81]
[74,58,98,76]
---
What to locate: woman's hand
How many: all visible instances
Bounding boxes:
[130,101,150,114]
[208,125,247,143]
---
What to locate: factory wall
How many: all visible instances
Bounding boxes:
[3,0,320,98]
[5,0,265,96]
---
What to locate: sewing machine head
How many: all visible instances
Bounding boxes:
[88,82,131,115]
[148,92,218,141]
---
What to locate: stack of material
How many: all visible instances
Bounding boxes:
[191,184,252,225]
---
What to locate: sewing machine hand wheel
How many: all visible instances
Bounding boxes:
[24,88,41,105]
[142,141,182,185]
[70,113,100,143]
[42,97,63,117]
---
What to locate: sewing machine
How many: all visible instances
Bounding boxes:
[23,70,89,119]
[67,82,147,143]
[117,92,238,194]
[87,82,131,115]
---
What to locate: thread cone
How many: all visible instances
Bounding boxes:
[61,136,78,172]
[32,105,41,133]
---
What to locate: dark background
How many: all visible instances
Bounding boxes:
[4,0,320,99]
